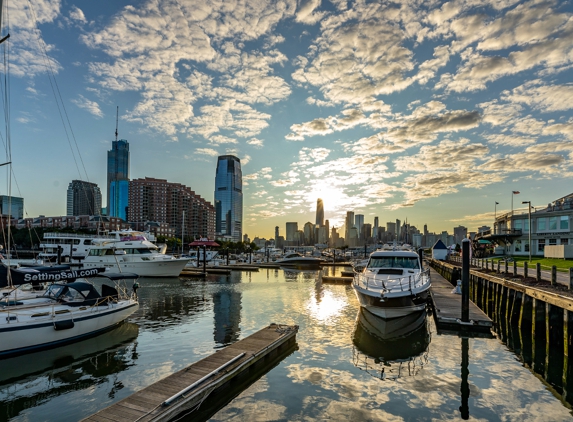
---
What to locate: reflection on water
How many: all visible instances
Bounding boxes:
[0,323,139,421]
[352,309,430,381]
[2,270,573,422]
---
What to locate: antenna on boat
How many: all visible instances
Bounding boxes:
[115,106,119,142]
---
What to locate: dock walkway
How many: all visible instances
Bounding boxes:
[429,267,492,335]
[83,323,298,422]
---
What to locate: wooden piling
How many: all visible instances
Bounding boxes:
[551,266,557,286]
[524,262,528,279]
[537,263,542,282]
[513,261,517,278]
[532,298,547,376]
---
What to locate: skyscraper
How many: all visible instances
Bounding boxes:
[107,139,129,220]
[0,195,24,219]
[316,198,324,226]
[67,180,102,216]
[214,155,243,242]
[345,211,354,243]
[355,214,364,244]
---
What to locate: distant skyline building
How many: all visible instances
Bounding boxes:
[66,180,102,217]
[316,198,324,227]
[355,214,364,242]
[107,138,130,220]
[214,155,243,242]
[345,211,355,243]
[453,225,468,245]
[0,195,24,219]
[286,222,298,242]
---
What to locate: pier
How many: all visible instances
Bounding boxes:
[429,266,493,335]
[83,323,298,422]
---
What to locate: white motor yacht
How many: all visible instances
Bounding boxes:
[275,252,324,268]
[352,250,430,318]
[82,230,189,277]
[0,273,139,358]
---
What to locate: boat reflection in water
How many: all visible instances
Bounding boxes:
[0,322,139,420]
[352,309,430,381]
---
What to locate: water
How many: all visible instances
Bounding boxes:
[1,268,571,421]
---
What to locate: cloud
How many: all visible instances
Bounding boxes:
[195,147,219,156]
[71,95,104,118]
[246,138,264,148]
[69,6,87,23]
[502,82,573,112]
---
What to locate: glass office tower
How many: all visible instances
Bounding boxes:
[107,139,129,220]
[214,155,242,242]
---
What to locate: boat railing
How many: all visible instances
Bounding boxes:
[354,268,430,293]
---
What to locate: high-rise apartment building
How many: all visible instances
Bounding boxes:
[316,198,324,226]
[214,155,243,242]
[396,219,401,240]
[128,177,215,239]
[107,139,130,220]
[355,214,364,243]
[454,225,468,245]
[0,195,24,219]
[67,180,102,216]
[387,222,396,240]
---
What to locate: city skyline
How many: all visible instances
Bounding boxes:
[2,1,572,239]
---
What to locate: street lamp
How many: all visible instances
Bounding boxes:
[522,201,532,263]
[494,201,499,234]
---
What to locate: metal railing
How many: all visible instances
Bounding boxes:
[354,268,430,293]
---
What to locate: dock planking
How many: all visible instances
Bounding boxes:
[83,323,298,422]
[429,267,493,335]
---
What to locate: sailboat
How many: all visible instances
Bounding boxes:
[0,2,138,357]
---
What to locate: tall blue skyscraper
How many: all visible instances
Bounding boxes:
[214,155,243,242]
[107,139,130,220]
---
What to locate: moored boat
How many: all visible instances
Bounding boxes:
[82,230,189,277]
[352,250,430,318]
[0,273,139,358]
[275,252,324,268]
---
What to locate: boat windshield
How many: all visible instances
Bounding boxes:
[367,256,419,269]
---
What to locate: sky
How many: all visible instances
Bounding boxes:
[2,0,573,239]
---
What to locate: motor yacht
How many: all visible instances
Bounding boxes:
[82,230,189,277]
[275,252,324,268]
[352,250,430,318]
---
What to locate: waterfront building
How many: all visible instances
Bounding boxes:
[396,219,401,241]
[214,155,243,242]
[66,180,102,217]
[0,195,24,219]
[348,226,359,247]
[491,192,572,257]
[11,215,129,231]
[412,233,422,248]
[128,177,215,240]
[107,139,130,220]
[477,226,490,233]
[317,226,328,245]
[316,199,324,227]
[363,223,372,242]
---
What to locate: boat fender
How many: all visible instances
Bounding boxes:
[54,320,75,330]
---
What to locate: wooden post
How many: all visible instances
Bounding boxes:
[504,260,508,275]
[537,263,541,282]
[570,268,573,291]
[461,239,470,322]
[497,260,500,273]
[513,261,517,277]
[564,310,571,401]
[524,262,528,279]
[551,266,557,286]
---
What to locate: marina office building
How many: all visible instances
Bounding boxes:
[492,192,572,256]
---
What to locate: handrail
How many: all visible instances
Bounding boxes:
[354,268,430,293]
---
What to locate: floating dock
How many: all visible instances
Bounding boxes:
[83,323,298,422]
[429,267,493,335]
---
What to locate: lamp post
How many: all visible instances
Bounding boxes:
[494,201,499,234]
[522,201,531,263]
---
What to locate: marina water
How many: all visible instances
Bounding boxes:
[1,268,571,421]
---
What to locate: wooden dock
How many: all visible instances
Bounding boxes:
[429,267,493,335]
[83,324,298,422]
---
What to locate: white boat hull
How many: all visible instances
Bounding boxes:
[352,283,430,319]
[83,258,189,277]
[0,301,138,357]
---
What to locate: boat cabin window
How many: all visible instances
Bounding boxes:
[60,286,85,302]
[88,249,105,256]
[44,284,65,299]
[368,257,419,269]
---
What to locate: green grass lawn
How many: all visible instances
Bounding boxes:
[489,256,573,271]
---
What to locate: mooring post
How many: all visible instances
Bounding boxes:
[537,263,541,282]
[513,261,517,277]
[418,248,424,268]
[524,262,528,279]
[570,268,573,290]
[564,310,571,401]
[504,260,508,275]
[551,266,557,286]
[462,238,470,322]
[497,260,500,274]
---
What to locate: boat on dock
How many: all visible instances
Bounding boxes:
[352,250,430,318]
[275,252,324,269]
[0,273,139,358]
